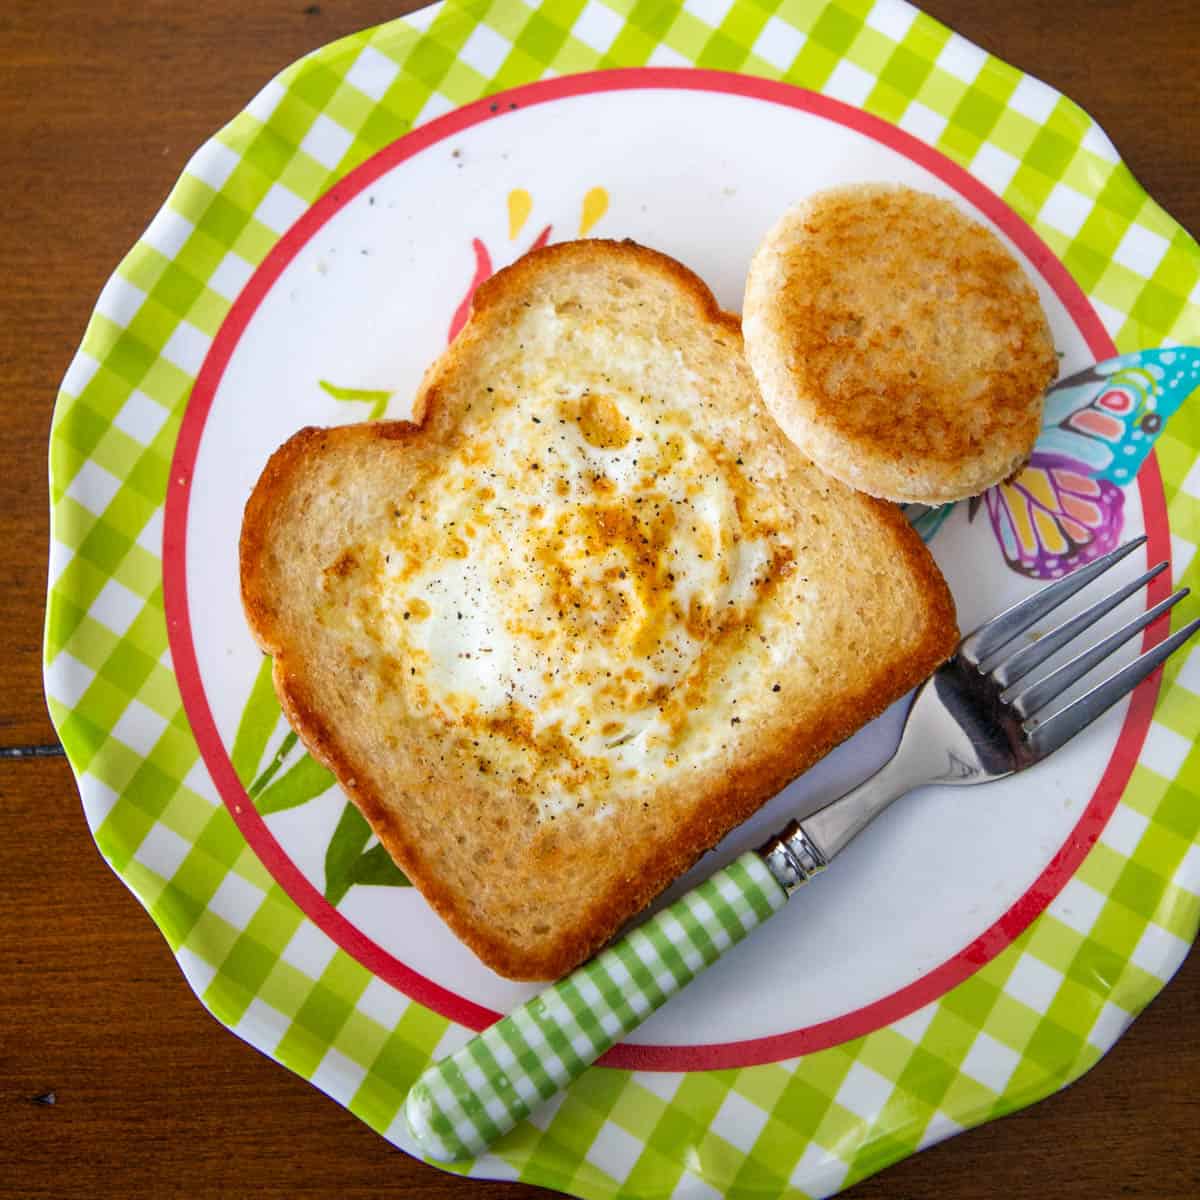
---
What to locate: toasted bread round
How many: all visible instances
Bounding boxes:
[743,185,1059,504]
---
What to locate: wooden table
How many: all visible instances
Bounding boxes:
[3,2,1197,1196]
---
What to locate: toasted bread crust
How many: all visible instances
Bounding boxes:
[744,185,1058,504]
[241,239,958,979]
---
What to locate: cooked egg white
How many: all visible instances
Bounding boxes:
[324,304,800,816]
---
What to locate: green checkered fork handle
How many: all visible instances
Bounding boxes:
[404,852,787,1162]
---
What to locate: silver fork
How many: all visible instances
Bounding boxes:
[405,537,1199,1162]
[764,535,1197,877]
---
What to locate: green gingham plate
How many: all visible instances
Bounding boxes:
[44,1,1200,1196]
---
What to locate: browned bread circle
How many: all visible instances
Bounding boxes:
[240,239,958,979]
[743,184,1059,504]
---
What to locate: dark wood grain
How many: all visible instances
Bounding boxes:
[3,2,1197,1197]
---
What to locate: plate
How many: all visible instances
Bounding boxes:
[44,1,1200,1196]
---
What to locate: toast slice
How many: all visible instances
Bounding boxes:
[240,239,957,980]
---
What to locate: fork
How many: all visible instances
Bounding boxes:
[404,537,1199,1161]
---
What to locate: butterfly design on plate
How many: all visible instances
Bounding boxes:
[908,348,1200,578]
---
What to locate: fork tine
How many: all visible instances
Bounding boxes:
[985,561,1169,687]
[1005,589,1189,718]
[959,537,1147,667]
[1024,614,1200,757]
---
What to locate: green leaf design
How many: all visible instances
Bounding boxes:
[351,843,410,889]
[248,730,299,797]
[232,658,330,808]
[319,378,392,420]
[256,752,337,815]
[231,637,409,902]
[230,656,284,787]
[324,802,410,906]
[324,801,371,907]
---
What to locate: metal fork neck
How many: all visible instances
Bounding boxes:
[757,750,921,894]
[758,822,827,893]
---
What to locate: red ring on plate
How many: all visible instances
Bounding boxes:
[164,68,1170,1071]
